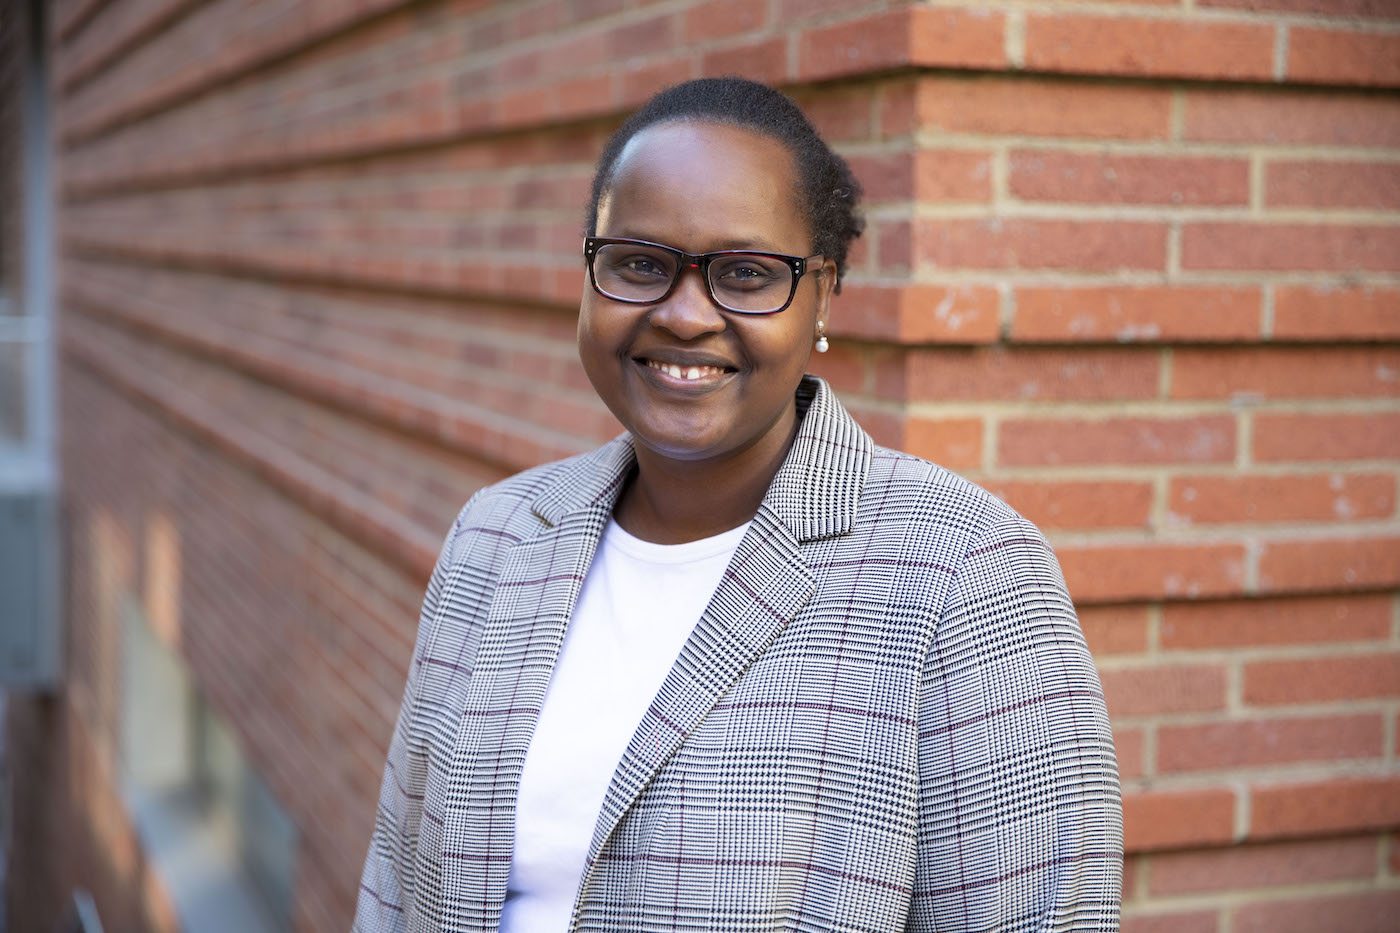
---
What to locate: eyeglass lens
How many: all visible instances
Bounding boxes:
[592,242,794,313]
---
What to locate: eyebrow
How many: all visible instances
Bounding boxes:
[612,231,791,254]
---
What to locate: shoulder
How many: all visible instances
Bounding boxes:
[860,443,1037,549]
[441,441,626,558]
[848,443,1065,600]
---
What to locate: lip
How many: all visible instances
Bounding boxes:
[632,348,739,371]
[631,354,738,394]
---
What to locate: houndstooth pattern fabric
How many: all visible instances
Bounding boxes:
[353,376,1122,932]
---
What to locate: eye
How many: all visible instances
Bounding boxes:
[621,256,668,277]
[601,248,675,284]
[712,256,785,291]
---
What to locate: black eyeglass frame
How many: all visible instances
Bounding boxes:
[583,236,824,315]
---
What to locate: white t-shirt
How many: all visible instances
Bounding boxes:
[500,517,751,933]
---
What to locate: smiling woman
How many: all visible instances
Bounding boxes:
[354,78,1122,933]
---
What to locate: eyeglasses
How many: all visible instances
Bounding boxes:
[583,236,823,315]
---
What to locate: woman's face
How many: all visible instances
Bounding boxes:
[578,121,836,465]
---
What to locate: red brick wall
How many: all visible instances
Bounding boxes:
[12,0,1398,931]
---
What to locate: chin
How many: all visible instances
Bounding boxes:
[629,418,732,462]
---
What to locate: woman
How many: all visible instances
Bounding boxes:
[355,78,1121,932]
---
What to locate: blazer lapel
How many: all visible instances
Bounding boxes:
[438,438,633,931]
[578,508,816,880]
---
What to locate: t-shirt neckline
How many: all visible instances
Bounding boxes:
[602,517,752,565]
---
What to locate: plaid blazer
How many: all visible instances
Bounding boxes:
[354,376,1122,932]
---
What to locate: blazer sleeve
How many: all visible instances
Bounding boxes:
[908,510,1123,931]
[352,499,473,933]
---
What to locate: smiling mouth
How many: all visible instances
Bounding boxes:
[641,359,735,382]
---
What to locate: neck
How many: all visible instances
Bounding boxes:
[615,404,799,544]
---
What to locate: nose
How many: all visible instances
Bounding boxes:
[647,261,726,340]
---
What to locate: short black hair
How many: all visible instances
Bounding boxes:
[586,77,864,293]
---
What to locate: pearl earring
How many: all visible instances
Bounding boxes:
[814,321,829,353]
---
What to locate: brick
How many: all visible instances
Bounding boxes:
[843,228,873,273]
[1122,855,1141,902]
[682,0,766,43]
[1185,88,1400,148]
[1244,652,1400,705]
[845,403,903,451]
[1076,604,1151,657]
[907,6,1006,70]
[804,343,865,394]
[792,85,873,142]
[1274,286,1400,341]
[798,7,1004,82]
[1161,594,1393,649]
[1202,0,1400,15]
[776,0,860,20]
[1061,543,1247,602]
[1173,346,1400,401]
[903,416,983,471]
[1123,787,1237,852]
[832,283,1000,343]
[572,0,626,20]
[875,219,913,272]
[846,149,993,204]
[999,415,1236,467]
[1289,27,1400,87]
[1009,151,1250,206]
[1025,15,1275,81]
[1157,714,1385,773]
[1267,160,1400,210]
[1182,223,1400,272]
[497,47,545,85]
[915,77,1173,140]
[847,152,914,203]
[845,152,918,204]
[607,12,677,59]
[914,148,994,203]
[918,218,1167,271]
[492,86,555,127]
[984,479,1155,530]
[556,73,616,120]
[1114,725,1146,781]
[618,57,695,108]
[1169,472,1395,525]
[700,36,789,87]
[1257,536,1400,593]
[1251,776,1400,839]
[845,149,991,203]
[1012,286,1260,343]
[1254,412,1400,462]
[905,347,1159,402]
[874,79,919,138]
[1121,912,1219,933]
[1100,664,1229,718]
[1149,836,1379,896]
[507,2,566,41]
[1236,890,1400,933]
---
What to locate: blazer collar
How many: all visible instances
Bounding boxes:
[530,374,873,542]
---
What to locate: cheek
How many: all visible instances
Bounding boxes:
[577,301,638,406]
[746,316,816,379]
[576,300,614,361]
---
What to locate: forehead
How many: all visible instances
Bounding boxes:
[597,120,809,251]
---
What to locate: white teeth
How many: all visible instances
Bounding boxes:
[646,360,725,381]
